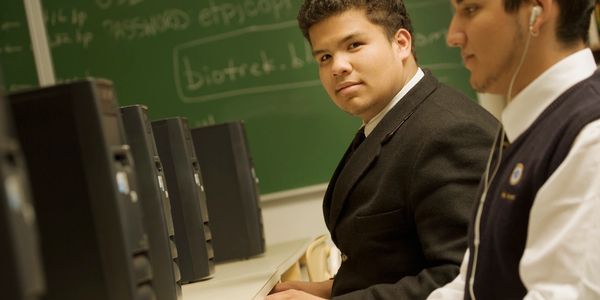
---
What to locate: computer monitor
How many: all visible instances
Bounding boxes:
[0,68,45,300]
[152,117,214,283]
[121,104,182,300]
[9,79,155,300]
[190,122,265,262]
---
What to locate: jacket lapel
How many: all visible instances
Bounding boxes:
[322,144,354,232]
[326,70,439,236]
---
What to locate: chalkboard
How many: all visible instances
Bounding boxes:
[0,0,473,194]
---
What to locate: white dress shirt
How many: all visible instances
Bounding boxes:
[363,68,424,137]
[428,48,600,299]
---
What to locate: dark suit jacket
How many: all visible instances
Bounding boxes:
[325,69,497,299]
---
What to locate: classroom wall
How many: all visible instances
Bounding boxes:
[260,183,329,245]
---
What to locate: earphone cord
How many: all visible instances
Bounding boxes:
[507,27,534,103]
[468,124,504,300]
[468,17,533,300]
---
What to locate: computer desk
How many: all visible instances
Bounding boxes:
[182,237,312,300]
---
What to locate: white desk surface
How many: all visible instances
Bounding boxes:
[182,238,312,300]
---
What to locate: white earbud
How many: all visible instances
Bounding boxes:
[530,5,542,27]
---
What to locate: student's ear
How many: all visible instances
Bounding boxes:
[392,28,413,59]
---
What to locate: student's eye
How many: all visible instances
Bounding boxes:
[348,42,362,50]
[462,4,479,16]
[318,54,331,63]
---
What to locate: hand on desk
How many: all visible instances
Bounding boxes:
[267,280,333,299]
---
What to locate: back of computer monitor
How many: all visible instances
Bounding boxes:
[0,68,45,300]
[121,104,182,300]
[191,122,266,262]
[9,79,155,300]
[152,117,214,283]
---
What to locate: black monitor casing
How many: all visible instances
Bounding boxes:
[9,79,154,300]
[152,117,214,283]
[121,105,182,300]
[0,70,45,300]
[191,122,265,262]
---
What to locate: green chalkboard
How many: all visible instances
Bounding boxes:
[0,0,473,194]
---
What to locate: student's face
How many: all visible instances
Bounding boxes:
[447,0,528,94]
[309,9,411,123]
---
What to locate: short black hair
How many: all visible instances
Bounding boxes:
[504,0,594,45]
[297,0,416,55]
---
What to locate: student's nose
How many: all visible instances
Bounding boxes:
[446,16,466,48]
[331,55,352,77]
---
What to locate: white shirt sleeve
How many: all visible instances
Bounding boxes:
[520,120,600,299]
[426,250,469,299]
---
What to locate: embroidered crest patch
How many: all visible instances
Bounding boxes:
[510,163,524,186]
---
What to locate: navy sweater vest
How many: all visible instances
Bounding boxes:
[464,70,600,300]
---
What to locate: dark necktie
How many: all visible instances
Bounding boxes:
[337,127,366,175]
[350,127,366,153]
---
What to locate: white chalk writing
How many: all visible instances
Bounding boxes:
[197,0,293,27]
[182,51,276,90]
[41,8,92,49]
[96,0,145,10]
[414,29,447,48]
[44,8,88,28]
[173,21,319,102]
[47,30,94,49]
[1,21,21,31]
[0,44,24,54]
[102,9,190,40]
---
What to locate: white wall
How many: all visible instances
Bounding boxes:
[260,183,329,246]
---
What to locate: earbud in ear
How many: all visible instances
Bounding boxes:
[529,5,542,27]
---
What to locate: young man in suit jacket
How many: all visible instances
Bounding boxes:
[267,0,497,299]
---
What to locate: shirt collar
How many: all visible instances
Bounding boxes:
[502,48,596,142]
[363,68,425,137]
